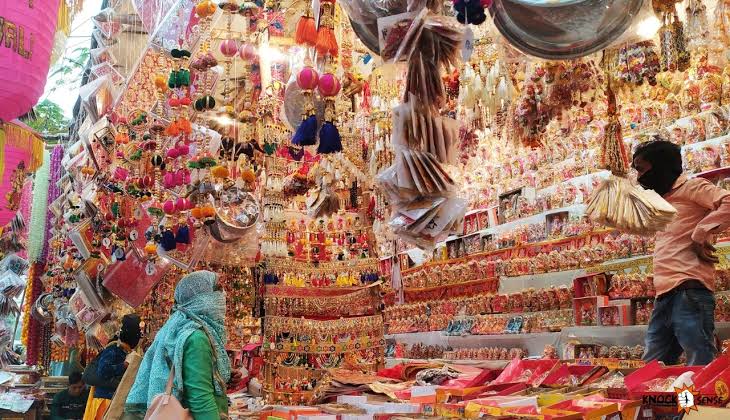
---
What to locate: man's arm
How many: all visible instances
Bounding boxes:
[689,179,730,256]
[50,391,65,420]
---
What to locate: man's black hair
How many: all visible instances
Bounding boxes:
[632,138,683,196]
[632,138,683,175]
[69,371,83,385]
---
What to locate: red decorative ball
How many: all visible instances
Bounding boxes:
[220,39,240,57]
[296,66,319,91]
[318,73,341,97]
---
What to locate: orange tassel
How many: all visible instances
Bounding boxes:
[316,26,338,57]
[165,120,180,137]
[178,118,192,135]
[295,14,318,47]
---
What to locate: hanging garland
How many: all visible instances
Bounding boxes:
[41,146,63,263]
[28,149,50,263]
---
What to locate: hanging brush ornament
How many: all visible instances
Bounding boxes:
[317,72,343,154]
[316,0,339,57]
[292,66,320,146]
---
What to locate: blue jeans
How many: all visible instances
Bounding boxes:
[643,288,717,365]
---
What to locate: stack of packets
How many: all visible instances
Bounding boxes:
[378,94,466,249]
[586,175,677,235]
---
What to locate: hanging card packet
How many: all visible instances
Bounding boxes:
[102,248,170,308]
[68,289,107,332]
[378,12,419,62]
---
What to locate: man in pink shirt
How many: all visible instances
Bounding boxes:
[632,139,730,365]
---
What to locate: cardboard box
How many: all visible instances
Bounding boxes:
[581,394,641,420]
[598,300,633,326]
[434,402,465,418]
[625,360,704,415]
[573,273,609,298]
[541,364,609,388]
[492,358,560,387]
[505,406,583,420]
[573,296,609,327]
[692,352,730,406]
[545,399,620,420]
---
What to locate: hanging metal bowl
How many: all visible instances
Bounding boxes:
[208,187,260,243]
[489,0,644,60]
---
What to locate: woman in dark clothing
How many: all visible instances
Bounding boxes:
[82,314,142,420]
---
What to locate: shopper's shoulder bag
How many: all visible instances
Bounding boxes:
[143,366,193,420]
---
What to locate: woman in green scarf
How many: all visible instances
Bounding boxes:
[124,271,231,419]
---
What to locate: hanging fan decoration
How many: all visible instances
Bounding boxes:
[585,82,677,234]
[292,66,320,146]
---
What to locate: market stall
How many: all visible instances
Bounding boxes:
[6,0,730,419]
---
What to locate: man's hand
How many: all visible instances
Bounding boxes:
[692,241,720,264]
[227,369,243,388]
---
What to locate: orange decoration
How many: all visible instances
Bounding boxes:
[211,165,230,178]
[196,0,217,18]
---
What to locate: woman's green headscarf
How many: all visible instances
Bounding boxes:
[125,270,231,414]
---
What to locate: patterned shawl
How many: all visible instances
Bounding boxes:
[125,271,231,414]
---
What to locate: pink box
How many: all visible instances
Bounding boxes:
[625,360,704,415]
[492,359,560,387]
[573,296,609,326]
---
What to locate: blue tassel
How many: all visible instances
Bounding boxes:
[317,121,343,154]
[176,225,190,244]
[161,230,177,251]
[292,114,318,146]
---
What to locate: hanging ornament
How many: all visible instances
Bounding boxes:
[292,66,320,146]
[316,0,339,57]
[659,12,690,72]
[317,72,343,154]
[295,6,318,47]
[600,81,628,176]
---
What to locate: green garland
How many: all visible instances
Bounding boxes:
[28,149,50,263]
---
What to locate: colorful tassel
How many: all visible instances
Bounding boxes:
[292,114,318,146]
[316,26,338,57]
[315,0,339,57]
[317,121,342,154]
[161,229,177,251]
[295,12,318,46]
[176,225,190,244]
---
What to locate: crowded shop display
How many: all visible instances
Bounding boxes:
[5,0,730,419]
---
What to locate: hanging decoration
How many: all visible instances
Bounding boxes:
[0,0,63,121]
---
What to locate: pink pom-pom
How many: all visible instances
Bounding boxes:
[163,173,175,189]
[176,198,190,211]
[167,148,180,159]
[177,143,190,156]
[296,66,319,91]
[318,73,341,97]
[163,200,177,214]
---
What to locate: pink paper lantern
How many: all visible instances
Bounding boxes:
[296,67,319,91]
[318,73,341,97]
[0,1,62,122]
[239,43,257,61]
[220,39,240,57]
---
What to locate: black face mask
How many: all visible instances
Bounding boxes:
[638,168,677,196]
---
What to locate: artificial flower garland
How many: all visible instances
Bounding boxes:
[28,149,50,263]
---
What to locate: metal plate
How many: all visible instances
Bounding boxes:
[490,0,644,60]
